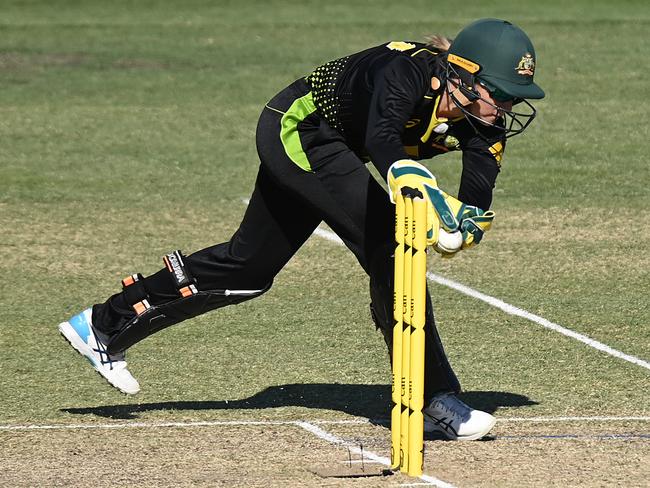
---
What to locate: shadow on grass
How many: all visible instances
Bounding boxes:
[61,384,537,420]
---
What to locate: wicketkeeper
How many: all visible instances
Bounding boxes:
[59,18,544,441]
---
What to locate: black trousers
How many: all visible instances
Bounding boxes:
[93,78,460,398]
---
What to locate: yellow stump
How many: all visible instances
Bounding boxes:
[408,196,427,476]
[400,196,413,471]
[390,193,405,470]
[391,188,427,477]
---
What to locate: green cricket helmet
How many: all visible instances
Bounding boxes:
[445,18,545,137]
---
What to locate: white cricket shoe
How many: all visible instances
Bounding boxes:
[424,392,496,440]
[58,308,140,395]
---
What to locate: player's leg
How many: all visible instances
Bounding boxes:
[91,164,321,348]
[291,116,495,440]
[290,114,461,395]
[367,242,461,397]
[59,165,321,394]
[366,244,495,439]
[59,108,325,394]
[288,117,460,393]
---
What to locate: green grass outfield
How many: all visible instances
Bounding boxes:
[1,1,649,486]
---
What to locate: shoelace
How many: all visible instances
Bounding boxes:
[433,395,471,420]
[425,399,460,435]
[91,330,124,370]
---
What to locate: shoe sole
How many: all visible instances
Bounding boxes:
[58,321,140,395]
[424,415,496,441]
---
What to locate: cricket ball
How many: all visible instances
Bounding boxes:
[437,229,463,253]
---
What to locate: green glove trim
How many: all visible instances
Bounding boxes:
[389,165,433,180]
[423,184,460,232]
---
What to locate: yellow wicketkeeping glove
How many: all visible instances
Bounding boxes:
[387,160,495,255]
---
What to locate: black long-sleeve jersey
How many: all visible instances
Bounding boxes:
[306,41,506,210]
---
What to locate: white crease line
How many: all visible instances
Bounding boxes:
[302,221,650,372]
[369,416,650,426]
[0,420,294,431]
[340,460,384,465]
[497,416,650,423]
[312,226,344,244]
[401,484,446,487]
[0,419,366,432]
[2,416,648,432]
[296,421,455,488]
[426,272,650,371]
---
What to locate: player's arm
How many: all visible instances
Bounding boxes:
[365,58,472,254]
[456,127,505,211]
[388,123,504,256]
[364,56,429,178]
[440,128,504,253]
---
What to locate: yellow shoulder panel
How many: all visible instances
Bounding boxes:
[488,141,504,166]
[386,41,416,52]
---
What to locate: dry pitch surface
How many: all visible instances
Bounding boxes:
[2,418,648,487]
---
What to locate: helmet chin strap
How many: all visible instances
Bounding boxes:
[446,83,493,141]
[446,81,475,108]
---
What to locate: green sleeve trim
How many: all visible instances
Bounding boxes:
[280,92,317,172]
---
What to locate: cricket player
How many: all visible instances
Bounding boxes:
[59,19,544,441]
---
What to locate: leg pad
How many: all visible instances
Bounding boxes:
[106,250,270,353]
[107,285,269,353]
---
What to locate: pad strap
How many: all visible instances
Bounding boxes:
[163,250,198,298]
[121,273,151,316]
[121,251,197,317]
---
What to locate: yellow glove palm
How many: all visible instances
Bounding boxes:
[388,160,495,254]
[388,160,443,246]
